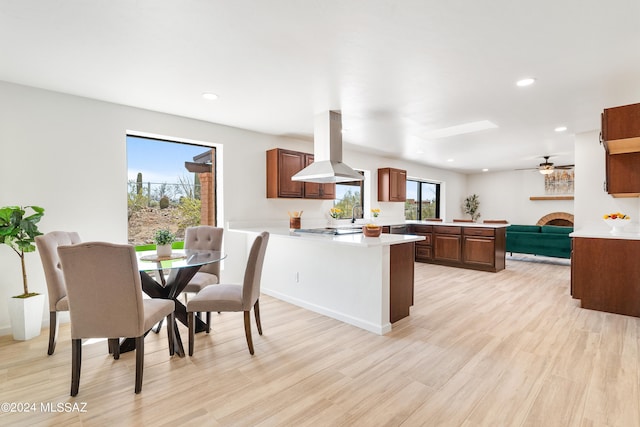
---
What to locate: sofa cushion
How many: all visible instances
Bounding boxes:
[540,225,573,235]
[507,225,541,233]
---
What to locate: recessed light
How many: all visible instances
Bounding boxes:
[202,92,218,100]
[482,168,489,172]
[447,158,454,162]
[516,78,536,87]
[416,149,424,154]
[554,126,567,132]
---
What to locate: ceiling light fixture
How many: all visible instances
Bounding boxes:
[447,158,454,162]
[539,168,554,175]
[554,126,567,132]
[202,92,218,100]
[482,168,489,172]
[516,78,536,87]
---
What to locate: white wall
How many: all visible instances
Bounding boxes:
[0,81,467,335]
[466,169,574,225]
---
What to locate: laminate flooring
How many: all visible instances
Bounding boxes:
[1,254,638,426]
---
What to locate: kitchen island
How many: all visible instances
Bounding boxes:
[230,224,424,335]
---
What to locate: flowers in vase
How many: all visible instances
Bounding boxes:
[371,208,381,218]
[329,208,342,219]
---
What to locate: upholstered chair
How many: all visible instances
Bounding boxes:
[57,242,175,396]
[35,231,82,355]
[183,226,224,294]
[187,232,269,356]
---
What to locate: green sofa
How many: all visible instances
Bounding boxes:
[505,225,573,259]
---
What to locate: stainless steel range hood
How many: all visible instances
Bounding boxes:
[291,111,364,183]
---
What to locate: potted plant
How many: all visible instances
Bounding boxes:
[154,229,175,257]
[0,205,46,340]
[463,194,481,222]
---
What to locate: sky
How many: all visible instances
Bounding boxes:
[126,136,209,184]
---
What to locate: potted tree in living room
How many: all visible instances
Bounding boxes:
[0,205,46,340]
[463,194,481,222]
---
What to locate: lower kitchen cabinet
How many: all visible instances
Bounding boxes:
[572,237,640,317]
[409,224,505,272]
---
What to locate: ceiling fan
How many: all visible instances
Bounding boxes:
[518,156,574,175]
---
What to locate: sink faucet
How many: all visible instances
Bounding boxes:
[352,204,361,223]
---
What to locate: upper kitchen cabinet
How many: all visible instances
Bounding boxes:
[378,167,406,202]
[602,103,640,153]
[266,148,335,199]
[601,103,640,197]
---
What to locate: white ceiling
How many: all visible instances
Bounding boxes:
[2,1,640,173]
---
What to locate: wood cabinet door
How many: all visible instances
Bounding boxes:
[390,242,415,323]
[606,152,640,195]
[278,149,304,198]
[433,234,461,262]
[463,236,495,267]
[390,169,406,201]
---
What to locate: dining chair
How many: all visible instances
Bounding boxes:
[483,219,509,224]
[453,219,474,222]
[187,231,269,356]
[35,231,82,355]
[183,226,224,294]
[57,242,175,396]
[424,218,443,222]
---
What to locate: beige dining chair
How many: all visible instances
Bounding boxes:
[183,226,224,294]
[57,242,175,396]
[187,232,269,356]
[35,231,82,355]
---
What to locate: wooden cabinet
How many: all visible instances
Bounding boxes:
[389,242,415,323]
[266,149,335,199]
[378,168,406,202]
[408,224,505,272]
[601,103,640,197]
[412,224,433,261]
[572,237,640,317]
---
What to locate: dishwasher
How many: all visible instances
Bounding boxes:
[390,225,408,234]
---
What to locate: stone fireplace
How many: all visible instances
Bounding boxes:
[536,212,574,226]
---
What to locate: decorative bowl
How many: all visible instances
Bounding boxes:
[363,225,382,237]
[603,218,630,234]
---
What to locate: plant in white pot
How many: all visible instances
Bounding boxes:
[154,229,175,257]
[0,205,46,340]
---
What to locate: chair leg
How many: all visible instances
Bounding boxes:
[109,338,120,360]
[254,300,263,335]
[153,318,164,334]
[243,311,254,355]
[135,336,144,394]
[166,313,175,356]
[48,311,59,355]
[71,339,82,396]
[188,311,195,356]
[206,312,211,333]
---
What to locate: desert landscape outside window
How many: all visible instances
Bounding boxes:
[126,135,217,246]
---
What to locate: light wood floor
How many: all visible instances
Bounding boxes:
[1,255,639,426]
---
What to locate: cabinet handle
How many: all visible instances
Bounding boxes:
[604,181,607,192]
[599,131,603,145]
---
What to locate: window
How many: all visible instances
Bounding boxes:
[126,135,217,245]
[405,179,440,220]
[333,172,365,219]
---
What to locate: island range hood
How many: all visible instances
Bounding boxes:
[291,111,364,183]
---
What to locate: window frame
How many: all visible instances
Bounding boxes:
[405,178,441,220]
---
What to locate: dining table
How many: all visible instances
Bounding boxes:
[119,249,226,357]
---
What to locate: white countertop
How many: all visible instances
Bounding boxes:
[229,225,425,247]
[571,226,640,240]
